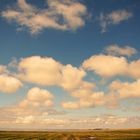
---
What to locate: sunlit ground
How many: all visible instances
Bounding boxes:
[0,129,140,140]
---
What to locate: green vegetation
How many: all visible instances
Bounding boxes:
[0,129,140,140]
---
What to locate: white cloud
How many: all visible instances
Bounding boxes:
[16,115,35,124]
[82,54,140,79]
[71,81,95,98]
[82,55,128,77]
[99,10,133,32]
[105,44,137,57]
[0,74,22,93]
[18,56,86,91]
[62,77,140,109]
[15,115,68,126]
[59,64,86,91]
[1,0,87,34]
[110,79,140,99]
[61,74,110,109]
[62,101,80,109]
[0,105,66,129]
[61,80,107,109]
[18,56,62,86]
[129,59,140,79]
[79,91,105,107]
[1,111,140,129]
[62,90,115,109]
[61,80,100,109]
[19,87,54,108]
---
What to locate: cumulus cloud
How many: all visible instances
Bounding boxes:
[61,80,115,109]
[82,54,140,79]
[110,79,140,99]
[59,64,86,91]
[62,89,119,110]
[18,56,62,86]
[61,79,101,109]
[19,87,54,108]
[1,0,87,34]
[99,10,133,32]
[82,55,128,77]
[0,74,22,93]
[105,44,137,57]
[18,56,86,91]
[62,75,140,109]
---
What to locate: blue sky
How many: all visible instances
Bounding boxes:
[0,0,140,129]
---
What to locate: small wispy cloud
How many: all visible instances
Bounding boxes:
[99,10,133,32]
[105,44,137,57]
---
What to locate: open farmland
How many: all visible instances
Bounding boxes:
[0,129,140,140]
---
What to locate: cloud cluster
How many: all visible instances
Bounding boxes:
[1,52,140,110]
[14,115,132,127]
[62,91,105,109]
[62,85,119,109]
[0,51,140,129]
[1,0,87,34]
[0,105,66,129]
[18,56,86,91]
[0,47,140,112]
[62,78,140,109]
[1,1,134,34]
[100,10,133,32]
[105,44,137,57]
[62,50,140,109]
[0,86,66,129]
[62,80,105,109]
[0,112,140,129]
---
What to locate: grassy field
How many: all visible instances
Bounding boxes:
[0,129,140,140]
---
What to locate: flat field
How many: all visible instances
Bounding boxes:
[0,129,140,140]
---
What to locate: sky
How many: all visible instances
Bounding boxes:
[0,0,140,130]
